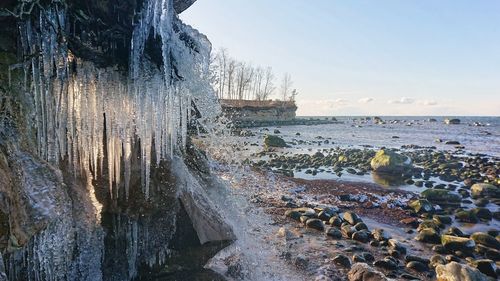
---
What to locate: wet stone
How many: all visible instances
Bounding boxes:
[329,216,343,227]
[285,210,302,221]
[406,261,429,272]
[430,255,446,268]
[333,254,351,268]
[343,211,362,225]
[374,258,398,270]
[415,228,441,244]
[354,222,369,231]
[352,254,366,263]
[352,230,370,243]
[441,235,476,253]
[294,254,309,269]
[348,263,387,281]
[470,259,497,278]
[306,218,325,231]
[470,232,500,250]
[405,255,430,265]
[325,227,342,239]
[372,228,391,241]
[388,239,407,255]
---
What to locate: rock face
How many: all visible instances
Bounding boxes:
[370,149,412,174]
[221,99,297,122]
[0,0,235,280]
[435,262,489,281]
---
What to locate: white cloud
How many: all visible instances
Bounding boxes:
[388,97,415,104]
[419,99,438,106]
[358,97,374,103]
[333,98,349,104]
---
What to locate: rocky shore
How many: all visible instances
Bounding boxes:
[216,129,500,280]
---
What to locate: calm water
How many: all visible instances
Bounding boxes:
[268,116,500,157]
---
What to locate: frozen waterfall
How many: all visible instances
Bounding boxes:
[19,0,220,199]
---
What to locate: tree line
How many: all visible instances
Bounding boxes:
[210,48,298,102]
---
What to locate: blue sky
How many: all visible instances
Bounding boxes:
[180,0,500,116]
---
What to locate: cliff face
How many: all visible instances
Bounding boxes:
[0,1,233,280]
[221,99,297,122]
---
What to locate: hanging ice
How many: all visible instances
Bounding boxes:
[18,0,221,199]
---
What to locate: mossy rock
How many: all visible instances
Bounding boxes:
[263,135,287,148]
[470,232,500,250]
[471,208,492,221]
[471,183,499,199]
[409,199,434,213]
[433,215,452,225]
[370,149,412,174]
[420,189,461,204]
[455,210,479,223]
[441,235,475,252]
[415,228,441,244]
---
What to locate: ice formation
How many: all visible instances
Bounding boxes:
[19,0,220,199]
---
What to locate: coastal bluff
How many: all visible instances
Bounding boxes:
[221,99,339,128]
[221,99,297,122]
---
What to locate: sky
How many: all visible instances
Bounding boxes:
[180,0,500,116]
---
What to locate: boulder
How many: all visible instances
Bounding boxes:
[343,211,362,225]
[306,219,324,231]
[433,215,452,225]
[409,199,434,213]
[333,254,351,268]
[470,232,500,250]
[420,189,461,205]
[372,229,391,241]
[354,222,369,231]
[370,149,412,174]
[435,262,489,281]
[469,259,497,278]
[430,255,446,268]
[471,208,492,221]
[388,239,407,255]
[406,261,428,272]
[455,210,479,223]
[329,216,343,227]
[374,258,398,270]
[348,263,387,281]
[444,118,461,125]
[352,231,370,243]
[325,227,342,239]
[284,210,302,221]
[471,183,499,199]
[441,235,475,253]
[264,135,287,148]
[415,228,441,244]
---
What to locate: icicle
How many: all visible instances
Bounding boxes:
[18,0,221,202]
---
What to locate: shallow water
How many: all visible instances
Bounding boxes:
[255,116,500,157]
[237,117,500,241]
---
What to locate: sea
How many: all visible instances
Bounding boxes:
[261,116,500,157]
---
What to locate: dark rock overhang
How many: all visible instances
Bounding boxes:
[0,0,199,69]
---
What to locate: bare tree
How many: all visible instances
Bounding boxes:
[235,62,254,100]
[216,48,228,99]
[280,73,292,101]
[262,67,275,101]
[209,48,294,102]
[290,89,298,101]
[226,58,236,99]
[252,67,264,100]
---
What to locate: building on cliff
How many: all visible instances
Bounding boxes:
[220,99,297,122]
